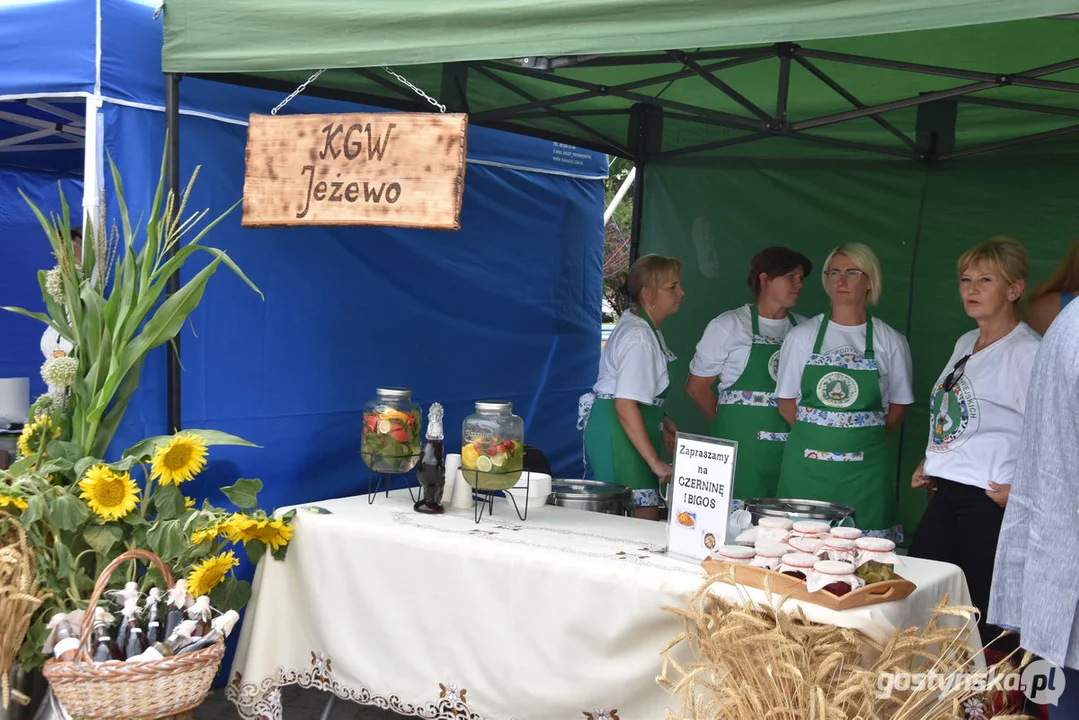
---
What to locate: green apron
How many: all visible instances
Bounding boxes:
[775,312,891,531]
[709,305,797,501]
[584,310,671,498]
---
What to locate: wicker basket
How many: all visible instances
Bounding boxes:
[42,549,224,719]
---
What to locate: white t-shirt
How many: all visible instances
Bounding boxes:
[776,314,915,410]
[689,305,807,390]
[923,323,1041,489]
[593,310,672,405]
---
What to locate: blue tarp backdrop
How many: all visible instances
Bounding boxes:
[1,0,607,504]
[0,0,607,680]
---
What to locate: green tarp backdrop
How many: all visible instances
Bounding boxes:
[161,0,1079,537]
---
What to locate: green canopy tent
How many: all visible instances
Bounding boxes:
[161,0,1079,538]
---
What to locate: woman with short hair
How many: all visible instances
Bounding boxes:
[583,254,684,519]
[774,242,914,538]
[910,236,1040,654]
[685,246,812,500]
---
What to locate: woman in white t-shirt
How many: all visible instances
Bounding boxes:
[775,243,913,538]
[583,254,683,519]
[686,246,812,501]
[909,236,1040,657]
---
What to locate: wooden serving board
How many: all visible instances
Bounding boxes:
[701,559,916,611]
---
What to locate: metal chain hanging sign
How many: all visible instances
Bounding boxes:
[242,68,467,230]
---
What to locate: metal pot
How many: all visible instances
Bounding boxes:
[548,479,633,516]
[743,498,857,527]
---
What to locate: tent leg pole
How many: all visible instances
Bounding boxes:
[165,73,182,435]
[628,160,645,266]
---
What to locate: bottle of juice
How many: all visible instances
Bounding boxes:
[415,402,446,514]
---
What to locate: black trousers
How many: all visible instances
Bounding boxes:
[908,477,1017,653]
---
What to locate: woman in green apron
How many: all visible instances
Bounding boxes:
[582,254,684,520]
[686,247,812,501]
[774,243,914,538]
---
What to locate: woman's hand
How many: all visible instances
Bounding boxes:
[662,416,678,455]
[911,460,935,489]
[986,481,1010,508]
[649,457,673,485]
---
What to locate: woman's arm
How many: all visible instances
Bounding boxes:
[685,373,718,420]
[614,398,672,483]
[778,398,797,427]
[885,403,908,433]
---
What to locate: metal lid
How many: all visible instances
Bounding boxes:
[474,400,512,412]
[745,497,856,522]
[551,478,630,499]
[376,387,413,399]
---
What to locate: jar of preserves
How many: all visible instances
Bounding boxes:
[461,401,525,490]
[807,560,864,596]
[820,537,857,563]
[712,545,756,564]
[791,520,831,539]
[854,538,900,584]
[361,387,423,474]
[751,542,789,570]
[778,552,818,580]
[787,537,825,555]
[829,526,864,541]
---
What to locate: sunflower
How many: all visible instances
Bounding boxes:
[0,492,28,512]
[187,551,239,596]
[232,516,294,551]
[78,465,139,521]
[17,418,61,458]
[184,496,196,512]
[150,432,208,485]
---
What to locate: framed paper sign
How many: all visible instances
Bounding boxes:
[665,432,737,562]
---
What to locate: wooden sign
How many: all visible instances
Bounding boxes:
[242,112,468,230]
[665,432,737,562]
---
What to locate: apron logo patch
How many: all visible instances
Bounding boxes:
[816,371,859,409]
[768,349,781,382]
[928,376,978,451]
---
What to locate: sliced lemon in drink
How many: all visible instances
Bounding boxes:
[476,455,493,472]
[490,453,507,468]
[377,419,393,434]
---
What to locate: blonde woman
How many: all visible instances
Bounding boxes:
[910,237,1040,655]
[1027,237,1079,336]
[583,254,683,520]
[774,243,913,537]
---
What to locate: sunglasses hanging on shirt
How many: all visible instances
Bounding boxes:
[942,353,972,392]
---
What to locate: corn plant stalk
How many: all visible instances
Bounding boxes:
[3,140,262,459]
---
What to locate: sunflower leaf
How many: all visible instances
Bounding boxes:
[153,483,187,520]
[146,519,186,563]
[22,495,46,526]
[46,440,83,463]
[122,429,259,462]
[220,478,262,510]
[244,539,266,566]
[83,524,123,554]
[50,494,90,532]
[271,542,291,562]
[210,578,251,613]
[74,456,102,480]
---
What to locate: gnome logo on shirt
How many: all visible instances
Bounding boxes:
[816,372,859,409]
[928,376,978,451]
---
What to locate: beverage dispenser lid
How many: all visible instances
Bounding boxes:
[474,400,512,412]
[376,387,412,399]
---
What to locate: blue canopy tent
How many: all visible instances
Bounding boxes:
[1,0,606,495]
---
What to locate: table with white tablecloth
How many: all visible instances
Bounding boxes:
[226,491,978,720]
